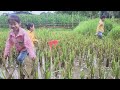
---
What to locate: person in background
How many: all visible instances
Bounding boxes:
[26,23,38,53]
[96,15,106,39]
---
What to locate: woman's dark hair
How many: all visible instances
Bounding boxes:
[100,15,106,19]
[26,23,34,30]
[8,14,20,24]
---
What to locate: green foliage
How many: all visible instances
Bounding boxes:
[108,25,120,40]
[103,19,113,36]
[0,14,88,28]
[74,18,99,35]
[74,18,114,36]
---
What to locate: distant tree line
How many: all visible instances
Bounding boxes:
[55,11,120,18]
[2,11,120,18]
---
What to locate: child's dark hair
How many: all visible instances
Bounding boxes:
[26,23,34,30]
[8,14,20,24]
[100,15,106,19]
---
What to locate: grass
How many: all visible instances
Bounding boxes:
[0,19,120,79]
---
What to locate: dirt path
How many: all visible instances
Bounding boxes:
[72,58,80,79]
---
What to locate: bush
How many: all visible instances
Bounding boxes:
[74,18,113,36]
[74,19,99,35]
[103,19,113,36]
[107,25,120,40]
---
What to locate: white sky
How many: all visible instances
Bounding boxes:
[0,11,55,15]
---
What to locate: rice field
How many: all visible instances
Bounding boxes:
[0,26,120,79]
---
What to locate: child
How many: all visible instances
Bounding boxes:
[96,15,106,39]
[4,14,36,66]
[26,23,38,48]
[26,23,39,78]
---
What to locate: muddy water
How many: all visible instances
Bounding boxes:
[72,58,80,79]
[0,68,6,79]
[37,61,42,79]
[0,56,33,79]
[0,55,117,79]
[12,68,19,79]
[72,56,115,79]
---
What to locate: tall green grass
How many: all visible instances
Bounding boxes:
[74,18,114,36]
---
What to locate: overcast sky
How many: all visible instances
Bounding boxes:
[0,11,55,15]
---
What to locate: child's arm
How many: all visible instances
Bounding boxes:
[96,22,103,33]
[33,39,38,43]
[24,32,36,60]
[32,32,38,43]
[4,35,14,59]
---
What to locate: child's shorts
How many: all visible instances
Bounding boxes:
[17,50,28,64]
[97,31,103,39]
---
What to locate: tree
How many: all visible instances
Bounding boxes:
[55,11,99,18]
[56,11,120,18]
[13,11,32,14]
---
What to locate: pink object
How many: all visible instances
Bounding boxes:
[48,40,59,50]
[4,27,36,59]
